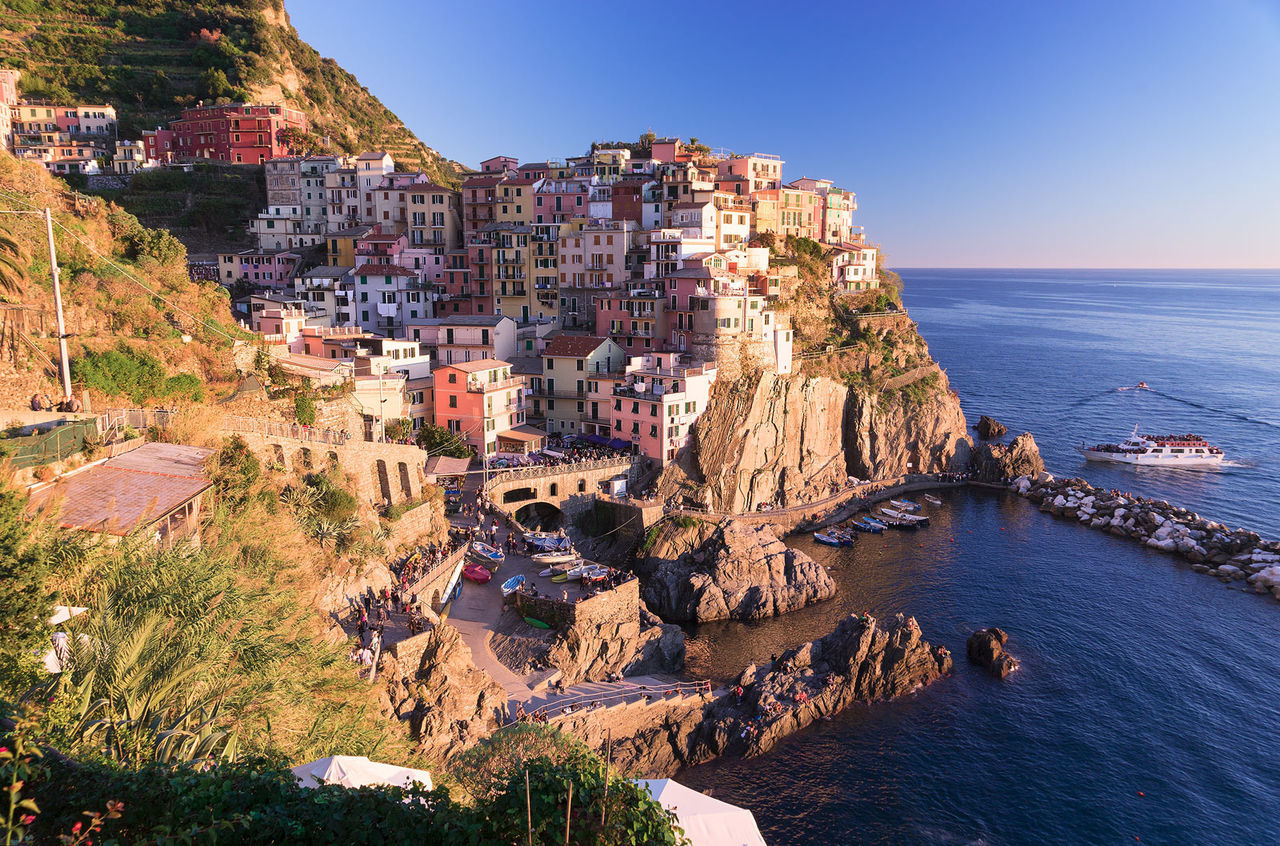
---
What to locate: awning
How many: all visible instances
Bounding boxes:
[496,424,547,444]
[636,779,767,846]
[424,456,471,477]
[583,433,609,446]
[293,756,433,792]
[608,438,631,450]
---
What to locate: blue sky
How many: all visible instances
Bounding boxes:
[288,0,1280,268]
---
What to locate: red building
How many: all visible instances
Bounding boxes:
[165,103,306,164]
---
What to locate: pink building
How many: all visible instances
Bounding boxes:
[610,352,717,465]
[433,358,541,457]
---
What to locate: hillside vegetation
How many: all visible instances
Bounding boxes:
[0,0,460,183]
[0,152,247,407]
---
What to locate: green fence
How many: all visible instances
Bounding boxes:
[1,419,100,470]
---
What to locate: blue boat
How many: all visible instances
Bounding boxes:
[850,517,884,534]
[813,531,852,546]
[527,535,571,552]
[469,541,505,568]
[890,498,921,512]
[500,575,526,597]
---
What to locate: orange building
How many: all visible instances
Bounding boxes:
[432,358,543,457]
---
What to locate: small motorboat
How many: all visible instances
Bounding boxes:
[580,566,609,583]
[501,575,526,596]
[880,507,929,525]
[889,499,921,512]
[463,563,492,584]
[873,512,917,530]
[469,541,505,569]
[923,494,943,506]
[813,531,852,547]
[862,517,888,530]
[526,534,571,552]
[849,517,883,534]
[552,562,596,583]
[531,549,578,565]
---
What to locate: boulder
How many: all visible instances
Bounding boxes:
[966,627,1020,679]
[975,432,1046,482]
[975,415,1008,439]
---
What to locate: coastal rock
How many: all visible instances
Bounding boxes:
[656,353,971,514]
[557,614,952,776]
[380,623,507,762]
[975,432,1046,482]
[975,415,1009,439]
[966,627,1020,679]
[635,519,837,623]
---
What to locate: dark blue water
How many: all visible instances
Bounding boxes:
[679,270,1280,845]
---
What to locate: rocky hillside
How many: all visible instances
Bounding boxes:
[660,311,971,513]
[0,0,459,182]
[0,152,245,407]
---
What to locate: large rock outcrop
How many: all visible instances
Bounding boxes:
[975,415,1008,439]
[966,627,1019,678]
[975,431,1045,481]
[658,336,971,514]
[557,614,953,776]
[490,580,685,687]
[379,624,507,762]
[635,520,837,622]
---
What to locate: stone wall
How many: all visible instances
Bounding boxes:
[511,576,641,631]
[386,497,449,551]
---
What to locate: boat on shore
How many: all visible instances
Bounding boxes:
[500,574,526,596]
[1077,425,1224,467]
[531,549,578,565]
[526,534,571,552]
[469,541,505,568]
[463,563,492,584]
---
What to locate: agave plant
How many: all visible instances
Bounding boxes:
[280,484,321,513]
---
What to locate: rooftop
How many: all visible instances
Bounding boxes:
[27,443,214,536]
[441,357,511,374]
[409,314,511,328]
[300,265,354,278]
[543,335,611,358]
[354,263,418,277]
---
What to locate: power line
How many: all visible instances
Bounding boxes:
[0,187,242,345]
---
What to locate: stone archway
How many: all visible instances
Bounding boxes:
[514,501,563,531]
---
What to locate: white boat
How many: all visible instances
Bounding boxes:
[924,494,943,506]
[531,549,578,565]
[889,499,920,512]
[1077,425,1224,468]
[879,507,929,524]
[469,541,505,567]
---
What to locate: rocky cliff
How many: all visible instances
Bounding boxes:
[556,614,952,776]
[379,624,508,763]
[635,520,837,623]
[658,314,971,513]
[975,432,1046,481]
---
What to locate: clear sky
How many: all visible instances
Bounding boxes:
[287,0,1280,268]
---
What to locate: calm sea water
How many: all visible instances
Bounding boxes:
[679,270,1280,845]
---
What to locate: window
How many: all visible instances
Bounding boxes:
[448,373,457,383]
[650,424,658,438]
[448,395,457,408]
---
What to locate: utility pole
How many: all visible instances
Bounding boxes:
[44,208,72,400]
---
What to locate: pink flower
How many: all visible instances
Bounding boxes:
[20,815,34,825]
[71,822,82,834]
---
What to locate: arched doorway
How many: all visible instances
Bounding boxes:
[514,501,563,531]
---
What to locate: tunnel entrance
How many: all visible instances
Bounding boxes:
[515,501,563,531]
[502,487,537,504]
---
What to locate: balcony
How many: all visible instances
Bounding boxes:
[466,376,522,393]
[528,385,588,399]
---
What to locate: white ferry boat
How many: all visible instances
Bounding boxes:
[1077,426,1224,467]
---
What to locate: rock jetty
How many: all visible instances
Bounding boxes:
[966,627,1019,678]
[635,519,837,622]
[1012,473,1280,600]
[975,415,1008,439]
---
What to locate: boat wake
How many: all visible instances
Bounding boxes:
[1144,388,1280,430]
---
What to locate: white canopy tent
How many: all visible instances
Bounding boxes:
[292,756,433,792]
[637,779,768,846]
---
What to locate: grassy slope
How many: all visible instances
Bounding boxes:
[0,152,248,407]
[0,0,460,184]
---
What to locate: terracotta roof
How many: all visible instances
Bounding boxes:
[406,182,455,194]
[27,443,214,536]
[424,456,471,476]
[354,263,418,277]
[543,335,610,358]
[441,357,510,373]
[496,425,546,444]
[462,176,504,187]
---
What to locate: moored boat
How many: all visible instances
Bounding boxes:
[850,517,884,534]
[924,494,943,506]
[1077,425,1224,468]
[880,507,929,525]
[813,531,852,546]
[873,512,918,530]
[889,498,921,512]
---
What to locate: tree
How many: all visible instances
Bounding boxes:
[0,227,30,298]
[294,395,316,425]
[415,423,471,457]
[0,481,54,698]
[383,418,410,441]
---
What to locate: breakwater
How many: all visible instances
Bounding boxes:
[1011,473,1280,599]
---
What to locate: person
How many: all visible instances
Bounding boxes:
[735,684,744,704]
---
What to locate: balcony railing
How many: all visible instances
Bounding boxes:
[466,376,522,393]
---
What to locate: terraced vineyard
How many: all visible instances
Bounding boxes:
[0,0,461,184]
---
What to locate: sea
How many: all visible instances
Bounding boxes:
[678,269,1280,845]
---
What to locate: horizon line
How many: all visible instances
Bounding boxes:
[888,266,1280,271]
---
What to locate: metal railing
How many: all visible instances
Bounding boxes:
[510,679,715,725]
[223,415,354,446]
[2,418,99,470]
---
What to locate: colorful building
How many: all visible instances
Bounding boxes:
[610,352,717,465]
[527,335,627,436]
[432,358,535,457]
[166,103,305,164]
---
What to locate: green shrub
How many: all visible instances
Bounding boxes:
[71,343,204,403]
[294,394,316,425]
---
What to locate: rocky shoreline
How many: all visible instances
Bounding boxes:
[1011,473,1280,600]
